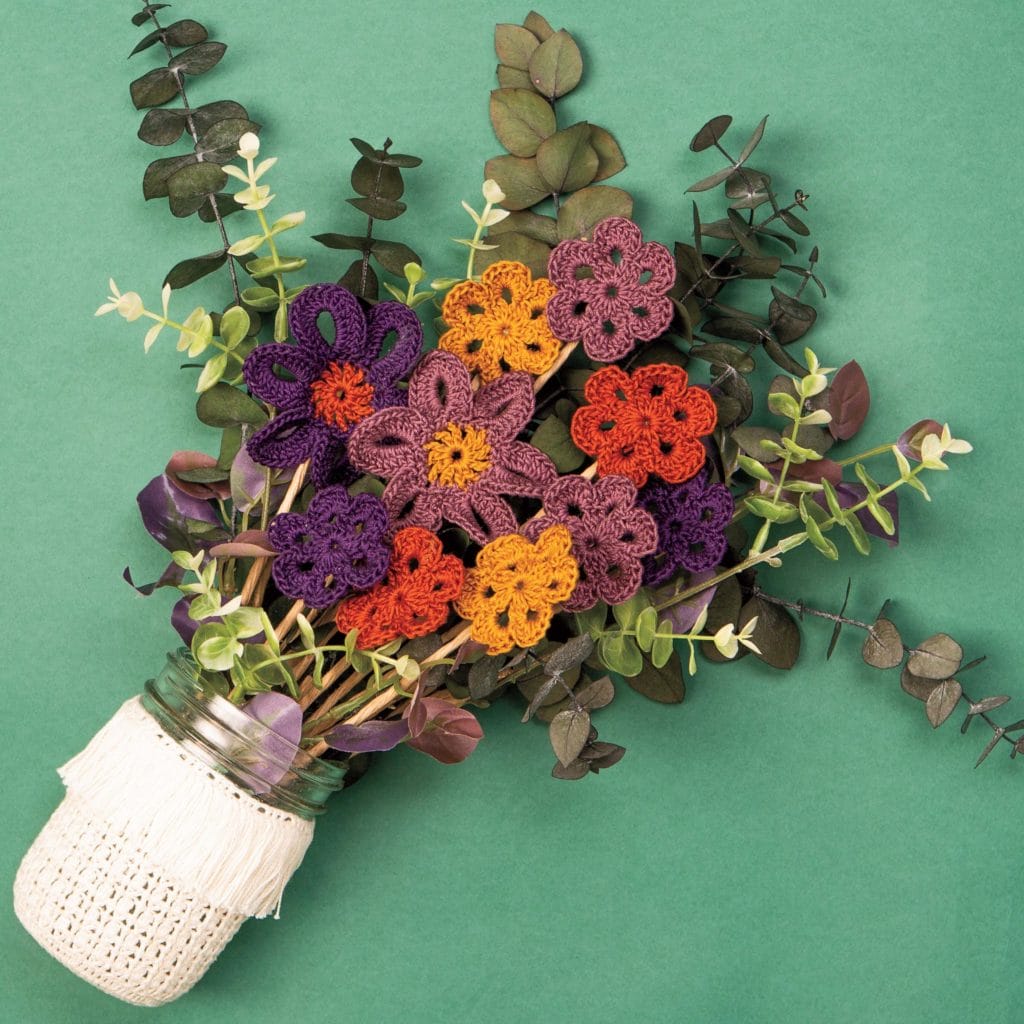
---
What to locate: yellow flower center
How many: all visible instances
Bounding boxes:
[423,422,492,490]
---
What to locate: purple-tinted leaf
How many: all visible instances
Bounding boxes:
[832,483,900,547]
[404,697,484,765]
[123,560,184,596]
[897,419,943,461]
[324,719,410,753]
[241,692,303,790]
[451,639,489,672]
[137,473,227,553]
[657,570,718,633]
[827,361,870,440]
[209,529,277,559]
[230,442,270,513]
[784,457,843,486]
[172,595,199,644]
[166,449,230,500]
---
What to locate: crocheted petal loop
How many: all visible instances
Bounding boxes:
[366,301,423,389]
[593,474,637,513]
[307,429,357,489]
[546,238,598,289]
[484,441,557,497]
[481,259,534,298]
[681,526,729,574]
[584,364,634,407]
[246,409,322,471]
[408,350,474,432]
[272,550,340,608]
[543,288,585,343]
[592,216,644,258]
[614,508,659,556]
[540,473,598,520]
[381,470,443,535]
[636,240,677,293]
[676,385,719,437]
[442,279,491,328]
[347,406,428,478]
[242,342,321,410]
[443,488,518,545]
[288,283,370,366]
[579,310,641,362]
[471,371,536,442]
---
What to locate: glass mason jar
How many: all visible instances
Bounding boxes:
[14,650,347,1007]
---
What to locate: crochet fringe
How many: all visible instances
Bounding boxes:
[58,696,314,919]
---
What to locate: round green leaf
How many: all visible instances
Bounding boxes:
[588,125,626,182]
[555,185,633,240]
[528,29,583,99]
[489,89,556,158]
[536,122,599,193]
[494,23,540,70]
[907,633,963,679]
[483,155,550,211]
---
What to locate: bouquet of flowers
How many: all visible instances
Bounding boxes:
[14,3,1010,1008]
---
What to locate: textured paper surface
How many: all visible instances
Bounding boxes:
[2,1,1022,1021]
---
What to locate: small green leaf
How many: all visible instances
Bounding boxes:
[767,390,801,420]
[130,67,180,109]
[528,29,583,99]
[650,623,675,669]
[612,590,653,630]
[805,512,839,559]
[163,250,227,290]
[494,23,541,70]
[536,122,599,193]
[346,195,406,221]
[549,707,592,766]
[628,650,685,703]
[588,125,626,182]
[635,607,658,652]
[170,41,227,75]
[483,155,550,211]
[555,185,633,240]
[489,88,556,157]
[196,382,268,428]
[219,306,250,348]
[690,115,733,152]
[907,634,963,679]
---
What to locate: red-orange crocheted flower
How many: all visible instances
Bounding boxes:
[570,364,717,487]
[335,527,465,649]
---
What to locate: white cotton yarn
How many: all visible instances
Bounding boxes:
[13,697,316,1007]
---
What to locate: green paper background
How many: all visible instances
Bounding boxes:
[2,1,1022,1021]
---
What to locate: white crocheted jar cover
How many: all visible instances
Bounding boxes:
[13,697,316,1007]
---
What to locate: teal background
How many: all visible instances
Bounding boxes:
[2,1,1022,1021]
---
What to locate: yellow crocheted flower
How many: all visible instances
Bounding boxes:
[455,525,579,654]
[439,261,561,382]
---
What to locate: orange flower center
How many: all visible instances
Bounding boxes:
[309,362,375,430]
[423,422,492,490]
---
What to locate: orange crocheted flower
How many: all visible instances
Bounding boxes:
[570,364,717,487]
[455,525,579,655]
[439,261,561,381]
[335,527,465,649]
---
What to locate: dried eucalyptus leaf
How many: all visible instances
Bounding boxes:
[686,165,736,194]
[530,415,585,472]
[536,122,599,193]
[164,250,227,290]
[732,425,784,464]
[584,742,626,770]
[739,597,800,669]
[197,117,260,160]
[576,674,614,710]
[494,23,540,70]
[484,155,550,211]
[528,29,583,99]
[769,286,817,345]
[550,707,591,766]
[488,210,559,245]
[371,239,421,276]
[588,125,626,182]
[764,338,807,376]
[138,107,187,146]
[338,258,378,300]
[497,65,535,90]
[556,185,633,240]
[703,317,766,345]
[737,115,768,163]
[975,729,1004,768]
[167,162,228,217]
[779,209,810,236]
[861,618,903,669]
[313,233,370,253]
[162,18,209,47]
[346,195,407,221]
[476,231,551,280]
[627,651,686,703]
[349,156,404,200]
[191,100,250,135]
[907,633,963,679]
[130,67,180,110]
[523,11,555,40]
[971,696,1011,714]
[170,41,227,75]
[926,679,962,728]
[468,656,502,700]
[489,88,556,158]
[552,758,590,780]
[690,115,732,152]
[726,169,771,209]
[900,665,940,702]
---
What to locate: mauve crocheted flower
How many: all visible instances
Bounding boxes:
[243,283,422,488]
[545,217,675,362]
[268,485,390,607]
[639,469,734,586]
[347,350,556,544]
[523,475,657,611]
[570,363,717,487]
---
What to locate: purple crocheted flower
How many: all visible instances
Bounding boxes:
[347,350,556,545]
[243,283,422,488]
[268,486,390,607]
[545,217,675,363]
[639,469,734,586]
[523,475,657,611]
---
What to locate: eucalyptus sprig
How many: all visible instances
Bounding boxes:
[313,137,423,301]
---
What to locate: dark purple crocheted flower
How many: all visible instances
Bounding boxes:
[639,469,733,586]
[347,349,556,545]
[268,486,390,607]
[243,283,422,488]
[546,217,675,363]
[523,474,657,611]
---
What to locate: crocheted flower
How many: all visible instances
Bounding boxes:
[639,469,734,586]
[335,527,465,648]
[546,217,675,362]
[523,475,657,611]
[347,350,557,544]
[243,283,422,488]
[455,525,579,654]
[570,364,717,487]
[439,261,562,382]
[268,486,390,607]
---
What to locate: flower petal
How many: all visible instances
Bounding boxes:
[407,350,474,431]
[443,488,518,545]
[381,469,443,535]
[242,342,322,410]
[288,283,369,365]
[484,441,556,497]
[347,406,429,478]
[546,238,599,288]
[471,371,536,441]
[246,409,321,470]
[366,301,423,390]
